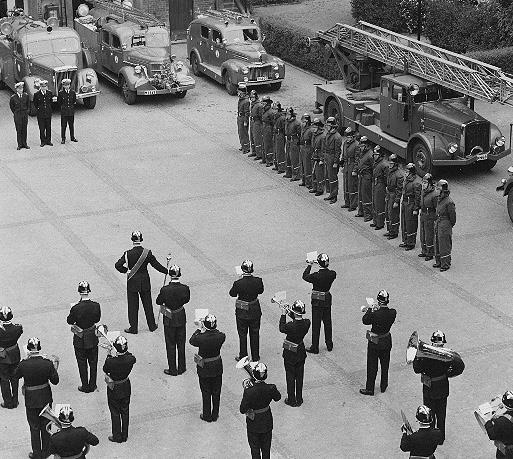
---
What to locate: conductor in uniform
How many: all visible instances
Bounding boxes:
[0,306,23,409]
[67,281,101,393]
[400,405,443,458]
[15,337,59,459]
[229,260,264,362]
[48,405,99,458]
[57,78,77,144]
[279,300,310,407]
[485,391,513,458]
[239,362,281,459]
[189,314,226,422]
[360,290,396,396]
[33,80,53,147]
[156,264,190,376]
[10,81,30,150]
[303,253,336,354]
[103,335,136,443]
[115,231,168,334]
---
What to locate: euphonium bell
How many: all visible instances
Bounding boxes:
[39,403,61,435]
[236,356,256,389]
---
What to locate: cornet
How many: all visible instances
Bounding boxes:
[236,356,256,389]
[361,297,380,313]
[271,297,292,315]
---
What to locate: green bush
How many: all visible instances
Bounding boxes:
[259,15,341,80]
[350,0,408,33]
[467,47,513,74]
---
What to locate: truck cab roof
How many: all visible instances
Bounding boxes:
[382,74,428,88]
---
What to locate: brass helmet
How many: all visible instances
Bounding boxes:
[0,306,13,322]
[77,281,91,294]
[317,253,329,268]
[377,290,389,305]
[262,95,272,105]
[131,231,143,243]
[204,314,217,330]
[503,391,513,409]
[406,163,416,174]
[169,265,181,278]
[344,126,355,136]
[437,179,449,192]
[113,335,128,354]
[241,259,254,274]
[430,330,446,346]
[252,362,268,381]
[27,337,41,352]
[291,300,306,315]
[58,405,74,426]
[416,405,433,424]
[326,116,337,127]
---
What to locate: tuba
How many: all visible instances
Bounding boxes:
[236,356,256,389]
[406,331,465,378]
[39,403,61,435]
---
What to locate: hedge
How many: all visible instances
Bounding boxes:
[259,15,340,80]
[467,47,513,74]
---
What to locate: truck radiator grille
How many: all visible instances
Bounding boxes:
[248,65,273,81]
[55,70,77,91]
[464,120,490,154]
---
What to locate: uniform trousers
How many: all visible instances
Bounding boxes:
[284,140,293,177]
[284,361,304,404]
[324,156,339,199]
[247,429,272,459]
[385,194,400,236]
[401,199,419,246]
[14,113,28,148]
[61,115,75,140]
[434,220,453,269]
[312,161,324,193]
[310,306,332,350]
[26,405,50,458]
[420,213,436,256]
[275,134,286,172]
[127,289,156,331]
[74,346,98,389]
[299,145,312,186]
[0,363,19,407]
[262,125,274,165]
[365,344,390,392]
[108,394,130,441]
[164,323,186,373]
[344,168,358,208]
[199,375,222,420]
[250,121,263,159]
[372,181,386,227]
[289,142,300,179]
[358,173,373,219]
[37,116,52,144]
[423,394,447,442]
[236,317,260,361]
[237,116,250,153]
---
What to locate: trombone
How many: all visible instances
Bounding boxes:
[235,356,256,389]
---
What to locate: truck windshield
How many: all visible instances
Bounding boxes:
[131,30,170,48]
[413,85,462,103]
[25,37,80,56]
[224,28,259,43]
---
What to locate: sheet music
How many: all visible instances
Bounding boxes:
[235,266,243,276]
[195,309,209,324]
[306,251,318,263]
[274,291,286,302]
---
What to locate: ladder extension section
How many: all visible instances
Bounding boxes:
[91,0,165,28]
[318,21,513,106]
[200,9,250,22]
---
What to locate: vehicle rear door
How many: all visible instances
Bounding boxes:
[379,79,391,131]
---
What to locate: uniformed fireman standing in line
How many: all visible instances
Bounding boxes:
[237,83,250,154]
[239,363,281,459]
[360,290,396,396]
[340,127,359,210]
[261,96,275,167]
[485,391,513,458]
[355,136,374,221]
[67,281,101,393]
[400,163,422,250]
[299,114,314,188]
[279,300,310,407]
[371,146,388,230]
[249,90,263,160]
[273,102,286,173]
[156,264,190,376]
[384,154,404,240]
[103,335,136,443]
[0,306,23,409]
[15,337,59,459]
[189,314,226,422]
[285,108,301,180]
[400,405,443,458]
[9,81,30,150]
[33,80,53,147]
[229,260,264,362]
[48,405,99,458]
[310,118,326,196]
[322,117,342,204]
[433,180,456,272]
[418,173,438,261]
[303,253,336,354]
[115,231,168,334]
[57,78,78,144]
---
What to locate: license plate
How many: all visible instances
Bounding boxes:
[477,153,488,161]
[143,90,157,95]
[256,76,268,82]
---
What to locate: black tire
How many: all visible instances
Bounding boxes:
[83,96,96,109]
[474,158,497,172]
[0,79,5,90]
[190,53,201,77]
[29,101,37,117]
[411,140,433,176]
[270,82,282,91]
[325,98,342,127]
[173,90,187,99]
[224,73,238,96]
[120,76,136,105]
[507,190,513,223]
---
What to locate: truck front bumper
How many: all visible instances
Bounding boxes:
[76,90,101,100]
[136,82,195,96]
[433,148,511,166]
[242,78,284,86]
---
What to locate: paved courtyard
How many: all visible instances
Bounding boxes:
[1,44,513,458]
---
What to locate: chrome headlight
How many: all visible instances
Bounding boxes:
[85,73,93,83]
[508,165,513,174]
[241,66,249,74]
[272,62,279,70]
[495,136,506,147]
[448,143,458,154]
[134,65,142,74]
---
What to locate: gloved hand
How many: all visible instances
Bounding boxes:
[393,202,399,208]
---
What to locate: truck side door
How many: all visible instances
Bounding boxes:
[99,29,113,72]
[388,83,409,141]
[198,25,211,66]
[379,79,390,131]
[13,40,25,82]
[211,28,225,68]
[110,33,123,74]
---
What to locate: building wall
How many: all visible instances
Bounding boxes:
[132,0,220,26]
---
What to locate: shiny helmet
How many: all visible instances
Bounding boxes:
[262,95,272,105]
[58,405,74,426]
[252,362,268,381]
[39,80,48,87]
[344,127,355,137]
[14,81,24,90]
[237,82,247,96]
[373,145,384,156]
[113,335,128,354]
[430,330,446,346]
[204,314,217,330]
[437,179,449,192]
[27,337,41,352]
[312,117,324,128]
[503,391,513,409]
[77,281,91,294]
[275,101,283,112]
[326,116,337,127]
[317,253,329,268]
[250,89,258,100]
[416,405,433,424]
[377,289,390,305]
[0,306,13,322]
[359,135,368,143]
[389,153,399,163]
[241,259,254,274]
[423,173,434,184]
[287,107,296,118]
[301,113,311,123]
[291,300,306,316]
[131,231,143,243]
[406,163,416,174]
[62,78,71,86]
[169,264,181,278]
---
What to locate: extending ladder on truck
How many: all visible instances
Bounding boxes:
[90,0,165,28]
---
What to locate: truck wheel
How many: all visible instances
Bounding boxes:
[120,76,137,105]
[411,140,432,176]
[190,53,201,76]
[270,82,281,91]
[326,98,342,127]
[173,90,187,98]
[0,79,5,90]
[508,191,513,224]
[474,159,497,172]
[83,96,96,109]
[224,73,238,96]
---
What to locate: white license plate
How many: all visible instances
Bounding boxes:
[144,90,157,95]
[476,153,488,161]
[256,76,268,81]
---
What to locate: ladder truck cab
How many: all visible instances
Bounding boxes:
[311,21,513,176]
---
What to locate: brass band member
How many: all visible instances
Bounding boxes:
[303,253,336,354]
[237,83,250,154]
[279,300,310,407]
[156,265,190,376]
[15,338,59,459]
[0,306,23,409]
[485,391,513,458]
[419,173,438,261]
[48,405,99,458]
[189,314,226,422]
[104,336,136,443]
[230,260,264,362]
[400,405,443,458]
[240,363,281,459]
[67,281,101,393]
[360,290,396,396]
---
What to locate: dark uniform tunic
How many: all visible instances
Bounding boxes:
[341,137,358,209]
[362,306,396,393]
[312,129,326,194]
[250,100,264,159]
[279,315,310,405]
[156,280,190,374]
[299,124,314,187]
[372,156,389,228]
[240,381,281,459]
[401,173,422,247]
[385,165,405,237]
[9,91,30,149]
[274,111,286,172]
[237,95,250,153]
[420,186,439,257]
[103,352,136,442]
[67,299,101,391]
[324,130,343,200]
[262,105,275,166]
[229,274,264,361]
[302,265,336,352]
[189,328,226,421]
[0,322,23,408]
[285,117,301,179]
[57,88,77,142]
[400,426,443,458]
[485,412,513,458]
[33,89,53,145]
[115,245,168,332]
[49,426,99,458]
[356,144,374,220]
[434,193,456,269]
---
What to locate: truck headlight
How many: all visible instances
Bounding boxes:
[241,66,249,74]
[495,136,506,147]
[448,143,458,154]
[85,73,93,83]
[273,63,279,70]
[508,166,513,174]
[134,65,142,74]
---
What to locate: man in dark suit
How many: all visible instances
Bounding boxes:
[48,405,99,458]
[400,405,443,458]
[0,306,23,409]
[485,391,513,459]
[32,80,53,147]
[360,290,397,396]
[279,300,310,407]
[9,81,30,150]
[103,336,136,443]
[15,337,59,459]
[189,314,226,422]
[240,362,281,459]
[303,253,336,353]
[57,78,77,144]
[67,281,101,393]
[156,265,190,376]
[115,231,168,334]
[229,260,264,362]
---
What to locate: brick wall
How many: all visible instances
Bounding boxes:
[132,0,220,26]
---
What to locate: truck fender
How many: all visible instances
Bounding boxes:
[189,47,201,64]
[221,59,244,79]
[118,66,139,90]
[76,67,99,88]
[490,122,503,146]
[82,48,96,69]
[408,131,449,162]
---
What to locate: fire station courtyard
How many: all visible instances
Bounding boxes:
[1,44,513,458]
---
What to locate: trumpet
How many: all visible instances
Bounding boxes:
[95,324,115,354]
[236,356,256,389]
[361,297,380,313]
[271,297,292,315]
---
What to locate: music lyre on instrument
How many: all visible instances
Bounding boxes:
[361,297,379,313]
[236,356,256,389]
[271,291,290,315]
[474,396,508,455]
[306,251,318,264]
[95,325,120,354]
[400,409,413,435]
